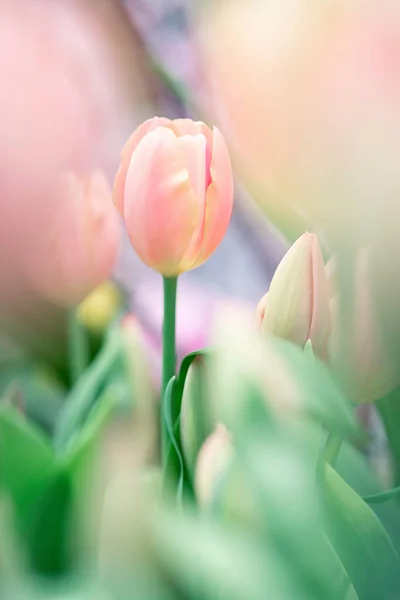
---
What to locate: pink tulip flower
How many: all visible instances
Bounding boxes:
[113,117,233,276]
[27,170,120,307]
[255,232,330,360]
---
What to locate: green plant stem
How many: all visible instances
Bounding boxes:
[68,308,89,386]
[323,433,342,467]
[162,276,178,467]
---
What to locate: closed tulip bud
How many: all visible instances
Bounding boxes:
[195,424,233,508]
[255,232,330,360]
[113,117,233,276]
[77,281,122,335]
[28,170,120,307]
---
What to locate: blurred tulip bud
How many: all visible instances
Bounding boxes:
[121,314,160,391]
[27,170,120,307]
[77,281,122,335]
[180,356,216,479]
[255,232,330,359]
[195,423,233,508]
[329,249,399,403]
[113,117,233,276]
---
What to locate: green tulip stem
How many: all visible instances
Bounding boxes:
[162,276,178,467]
[68,308,90,386]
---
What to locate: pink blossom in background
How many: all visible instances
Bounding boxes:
[198,0,400,247]
[134,279,253,359]
[26,171,120,308]
[0,0,154,326]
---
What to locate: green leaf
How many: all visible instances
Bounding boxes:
[65,384,119,481]
[272,338,357,436]
[0,404,57,531]
[377,385,400,486]
[162,351,208,501]
[323,462,400,600]
[233,409,351,600]
[175,350,207,422]
[154,510,299,600]
[179,353,213,479]
[54,327,122,454]
[162,377,185,506]
[26,387,119,576]
[336,441,400,557]
[25,470,72,576]
[0,363,65,434]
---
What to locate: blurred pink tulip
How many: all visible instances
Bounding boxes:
[195,423,233,508]
[113,117,234,276]
[198,0,400,246]
[27,170,120,307]
[328,249,399,403]
[255,232,330,360]
[0,0,155,333]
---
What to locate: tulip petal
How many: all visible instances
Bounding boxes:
[192,127,233,267]
[124,127,200,276]
[176,134,207,203]
[308,234,330,359]
[261,233,313,346]
[195,423,232,508]
[325,256,337,298]
[113,117,171,214]
[172,119,213,185]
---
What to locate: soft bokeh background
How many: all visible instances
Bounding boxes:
[1,0,398,477]
[3,3,400,598]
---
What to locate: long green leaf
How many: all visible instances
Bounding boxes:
[0,404,57,531]
[54,327,122,454]
[323,462,400,600]
[162,377,185,506]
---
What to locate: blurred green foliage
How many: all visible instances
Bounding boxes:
[0,316,400,600]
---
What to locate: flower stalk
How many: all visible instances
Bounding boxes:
[161,276,178,466]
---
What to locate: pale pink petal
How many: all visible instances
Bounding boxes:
[171,118,210,138]
[113,117,172,214]
[325,256,337,298]
[172,120,213,186]
[192,127,233,267]
[124,127,200,276]
[176,134,207,203]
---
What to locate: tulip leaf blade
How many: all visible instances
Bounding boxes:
[54,326,122,455]
[0,403,57,532]
[323,462,400,600]
[162,376,185,506]
[178,351,212,480]
[270,337,357,436]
